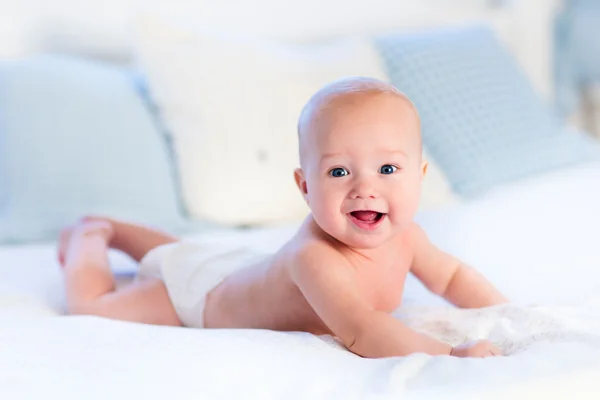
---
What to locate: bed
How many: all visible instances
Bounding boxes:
[4,0,600,398]
[2,161,600,399]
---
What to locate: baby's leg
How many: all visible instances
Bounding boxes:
[58,216,179,265]
[61,221,181,326]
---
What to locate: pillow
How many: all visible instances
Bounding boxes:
[0,55,186,243]
[419,152,458,210]
[135,15,457,226]
[554,1,600,115]
[375,25,600,198]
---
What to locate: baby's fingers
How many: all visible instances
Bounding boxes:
[489,345,503,356]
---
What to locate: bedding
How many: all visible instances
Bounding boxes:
[2,161,600,399]
[0,55,187,244]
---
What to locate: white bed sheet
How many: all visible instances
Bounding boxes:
[2,162,600,399]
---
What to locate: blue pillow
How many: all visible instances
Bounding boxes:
[0,55,187,243]
[375,25,600,198]
[554,1,600,115]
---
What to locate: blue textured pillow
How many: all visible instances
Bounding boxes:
[375,25,600,198]
[0,55,187,243]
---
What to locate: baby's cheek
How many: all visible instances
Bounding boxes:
[308,193,331,220]
[318,199,339,225]
[316,196,345,231]
[391,187,420,220]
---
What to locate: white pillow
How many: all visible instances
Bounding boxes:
[135,15,457,226]
[420,152,458,210]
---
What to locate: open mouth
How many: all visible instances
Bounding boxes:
[348,210,386,230]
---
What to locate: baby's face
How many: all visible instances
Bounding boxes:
[297,93,426,249]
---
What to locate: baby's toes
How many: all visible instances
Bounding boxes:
[69,220,114,244]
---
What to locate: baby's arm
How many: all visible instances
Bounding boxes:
[409,223,508,308]
[291,243,452,358]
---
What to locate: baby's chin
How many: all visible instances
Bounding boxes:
[341,230,395,250]
[318,221,396,250]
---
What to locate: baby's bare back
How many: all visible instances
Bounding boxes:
[203,219,413,333]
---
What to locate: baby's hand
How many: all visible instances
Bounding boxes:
[450,340,502,358]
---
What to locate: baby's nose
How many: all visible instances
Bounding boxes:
[349,180,378,200]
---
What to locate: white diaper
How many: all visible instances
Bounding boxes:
[138,241,267,328]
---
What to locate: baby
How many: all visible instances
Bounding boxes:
[58,77,508,358]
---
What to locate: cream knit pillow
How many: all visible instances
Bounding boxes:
[136,15,457,225]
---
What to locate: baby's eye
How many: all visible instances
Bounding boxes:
[379,164,398,175]
[329,167,349,178]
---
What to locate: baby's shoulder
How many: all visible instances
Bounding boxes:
[284,236,348,274]
[296,238,344,262]
[397,222,436,263]
[283,238,357,293]
[403,221,430,247]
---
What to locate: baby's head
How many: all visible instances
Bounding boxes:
[295,77,427,249]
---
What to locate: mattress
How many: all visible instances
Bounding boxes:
[2,161,600,399]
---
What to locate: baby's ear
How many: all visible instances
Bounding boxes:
[294,168,309,203]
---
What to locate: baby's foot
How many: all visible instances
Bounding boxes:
[58,218,114,267]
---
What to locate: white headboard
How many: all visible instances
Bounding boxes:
[0,0,561,98]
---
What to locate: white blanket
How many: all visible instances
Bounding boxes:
[2,162,600,399]
[2,302,600,399]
